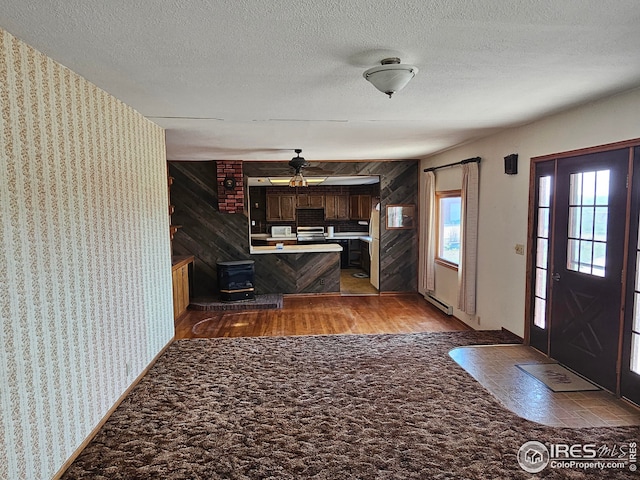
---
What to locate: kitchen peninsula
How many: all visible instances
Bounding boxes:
[248,245,342,294]
[247,231,370,295]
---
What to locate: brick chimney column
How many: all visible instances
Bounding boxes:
[216,161,244,213]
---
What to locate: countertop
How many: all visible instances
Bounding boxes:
[250,231,371,242]
[250,243,344,254]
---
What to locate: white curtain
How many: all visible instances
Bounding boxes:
[419,171,436,295]
[457,162,479,314]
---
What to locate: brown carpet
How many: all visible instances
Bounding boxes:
[63,331,639,479]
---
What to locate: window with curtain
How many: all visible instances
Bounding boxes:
[436,190,461,269]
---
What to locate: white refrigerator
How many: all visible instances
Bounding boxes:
[369,204,380,290]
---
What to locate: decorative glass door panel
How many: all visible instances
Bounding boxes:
[529,162,554,353]
[548,149,628,392]
[631,256,640,374]
[534,176,552,329]
[566,170,610,277]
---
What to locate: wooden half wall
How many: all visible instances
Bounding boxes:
[168,160,418,296]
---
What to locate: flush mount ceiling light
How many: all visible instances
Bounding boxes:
[363,57,418,98]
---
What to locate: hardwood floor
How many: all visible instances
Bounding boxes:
[175,293,470,339]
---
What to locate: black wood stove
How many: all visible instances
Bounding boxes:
[217,260,255,301]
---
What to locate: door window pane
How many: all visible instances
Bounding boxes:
[535,268,547,299]
[566,170,609,277]
[539,176,552,207]
[580,207,594,240]
[568,207,580,238]
[595,170,610,205]
[537,238,548,268]
[569,173,582,205]
[634,292,640,332]
[594,207,608,241]
[579,240,593,273]
[567,239,580,271]
[534,297,546,329]
[582,171,596,205]
[631,334,640,375]
[592,242,606,277]
[538,208,549,238]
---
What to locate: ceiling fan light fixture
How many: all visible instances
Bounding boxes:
[363,57,418,98]
[289,172,307,187]
[288,148,309,187]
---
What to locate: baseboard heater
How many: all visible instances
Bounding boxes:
[424,293,453,315]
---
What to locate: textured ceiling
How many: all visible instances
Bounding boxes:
[3,1,640,161]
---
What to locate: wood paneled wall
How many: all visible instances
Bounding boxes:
[169,160,418,295]
[169,162,249,297]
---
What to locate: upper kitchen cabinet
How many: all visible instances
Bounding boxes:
[349,194,372,220]
[266,194,296,221]
[296,194,324,208]
[325,194,349,220]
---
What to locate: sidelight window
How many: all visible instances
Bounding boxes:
[533,176,552,329]
[631,220,640,375]
[566,170,610,277]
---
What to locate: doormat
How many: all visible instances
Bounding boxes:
[189,294,283,311]
[352,272,369,278]
[516,363,600,392]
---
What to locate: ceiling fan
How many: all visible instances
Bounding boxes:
[285,149,332,175]
[253,149,331,186]
[288,149,309,174]
[288,149,311,186]
[263,149,327,187]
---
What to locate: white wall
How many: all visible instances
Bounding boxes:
[421,87,640,336]
[0,28,174,480]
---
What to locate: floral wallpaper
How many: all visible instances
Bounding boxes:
[0,28,174,479]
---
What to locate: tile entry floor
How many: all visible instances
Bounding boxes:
[450,344,640,428]
[340,268,378,295]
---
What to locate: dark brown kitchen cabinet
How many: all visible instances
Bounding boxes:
[349,194,372,220]
[325,194,349,220]
[296,194,324,208]
[266,194,296,221]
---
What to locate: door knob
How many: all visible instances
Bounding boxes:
[552,272,560,281]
